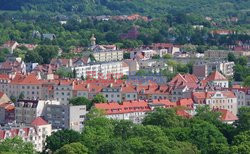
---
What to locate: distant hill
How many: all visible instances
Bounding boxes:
[0,0,249,18]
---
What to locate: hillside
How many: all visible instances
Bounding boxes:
[0,0,250,18]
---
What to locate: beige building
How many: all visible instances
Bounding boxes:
[193,91,238,116]
[0,92,11,104]
[205,50,250,59]
[93,50,123,62]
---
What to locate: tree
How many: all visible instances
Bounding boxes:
[24,50,42,63]
[86,108,105,120]
[136,70,148,76]
[234,107,250,132]
[81,117,115,153]
[18,92,25,100]
[35,45,59,64]
[113,120,135,139]
[123,53,130,59]
[194,106,238,143]
[152,55,160,59]
[0,137,35,154]
[92,94,107,103]
[142,108,184,128]
[55,67,73,79]
[55,142,88,154]
[238,56,248,66]
[69,96,92,110]
[231,131,250,154]
[188,120,228,153]
[163,54,172,59]
[45,130,81,152]
[243,76,250,87]
[228,52,236,62]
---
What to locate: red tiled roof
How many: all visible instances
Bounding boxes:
[17,74,43,85]
[0,130,5,139]
[176,109,192,118]
[0,74,9,80]
[169,73,198,89]
[95,100,150,115]
[31,117,49,126]
[0,103,15,111]
[217,109,238,121]
[193,91,236,99]
[177,98,193,109]
[205,71,227,81]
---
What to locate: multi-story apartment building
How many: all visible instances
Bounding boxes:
[0,73,44,100]
[42,102,87,132]
[73,61,129,79]
[193,60,234,79]
[138,59,168,74]
[0,117,52,152]
[204,50,250,59]
[229,87,250,108]
[54,80,74,105]
[95,98,193,123]
[0,102,15,124]
[15,100,47,124]
[93,50,123,62]
[95,100,151,123]
[193,91,238,116]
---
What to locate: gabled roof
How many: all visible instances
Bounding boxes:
[206,71,227,81]
[31,117,49,126]
[217,109,238,121]
[169,73,198,89]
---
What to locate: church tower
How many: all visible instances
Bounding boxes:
[90,34,96,46]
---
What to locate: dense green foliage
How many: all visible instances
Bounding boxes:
[45,129,82,152]
[55,142,88,154]
[69,96,93,110]
[0,137,35,154]
[228,53,250,82]
[44,107,250,154]
[92,94,107,103]
[1,0,250,19]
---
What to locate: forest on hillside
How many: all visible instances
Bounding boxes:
[0,0,250,18]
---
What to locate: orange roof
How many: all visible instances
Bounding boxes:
[176,109,192,118]
[193,91,236,99]
[206,71,227,81]
[217,109,238,121]
[0,74,9,80]
[177,98,193,108]
[31,117,49,126]
[0,103,15,111]
[152,99,176,107]
[169,73,198,89]
[95,100,150,115]
[17,74,44,85]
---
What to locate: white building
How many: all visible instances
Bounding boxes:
[73,61,129,79]
[204,71,229,88]
[193,91,238,116]
[0,117,52,152]
[95,100,151,123]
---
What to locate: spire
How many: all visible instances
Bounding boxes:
[90,34,96,46]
